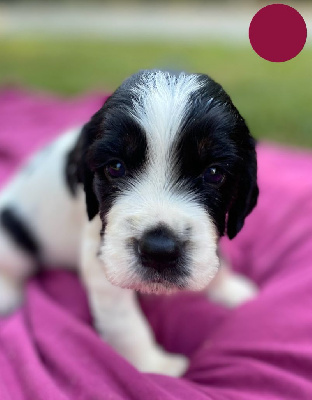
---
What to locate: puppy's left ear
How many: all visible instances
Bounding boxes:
[226,143,259,240]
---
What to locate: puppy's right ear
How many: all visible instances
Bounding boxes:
[67,121,99,221]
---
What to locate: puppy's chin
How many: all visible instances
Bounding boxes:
[106,278,185,295]
[102,269,183,294]
[103,264,219,295]
[122,281,184,295]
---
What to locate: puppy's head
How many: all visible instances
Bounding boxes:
[76,70,258,294]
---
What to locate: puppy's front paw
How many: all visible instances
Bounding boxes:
[137,347,189,377]
[0,274,23,315]
[208,272,257,308]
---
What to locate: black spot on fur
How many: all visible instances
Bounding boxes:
[74,90,148,222]
[175,73,258,238]
[0,208,40,255]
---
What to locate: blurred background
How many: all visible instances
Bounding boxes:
[0,0,311,147]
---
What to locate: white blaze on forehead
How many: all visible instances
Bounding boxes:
[130,71,202,163]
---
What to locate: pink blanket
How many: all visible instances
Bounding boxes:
[1,88,312,400]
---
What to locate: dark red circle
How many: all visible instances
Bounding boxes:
[249,4,307,62]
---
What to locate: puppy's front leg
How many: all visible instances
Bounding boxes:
[80,216,188,377]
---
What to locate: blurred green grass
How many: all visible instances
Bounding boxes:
[0,38,311,148]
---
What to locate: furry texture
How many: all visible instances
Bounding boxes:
[78,70,258,294]
[0,70,258,375]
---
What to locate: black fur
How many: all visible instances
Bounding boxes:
[69,88,148,222]
[90,126,147,221]
[177,74,258,238]
[66,110,104,220]
[0,208,40,255]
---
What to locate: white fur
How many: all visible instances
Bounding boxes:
[131,72,202,149]
[101,188,219,293]
[81,216,188,376]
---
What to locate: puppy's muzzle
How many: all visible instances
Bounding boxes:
[137,226,182,271]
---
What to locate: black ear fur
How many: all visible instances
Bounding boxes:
[226,143,259,239]
[71,113,102,221]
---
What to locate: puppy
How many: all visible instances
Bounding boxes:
[0,70,258,376]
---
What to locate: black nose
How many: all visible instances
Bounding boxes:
[138,227,181,268]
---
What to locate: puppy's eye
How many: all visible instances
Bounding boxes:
[105,160,126,179]
[203,166,225,186]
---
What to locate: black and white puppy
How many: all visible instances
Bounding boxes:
[0,70,258,376]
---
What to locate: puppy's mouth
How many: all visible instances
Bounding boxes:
[136,263,189,293]
[125,273,188,294]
